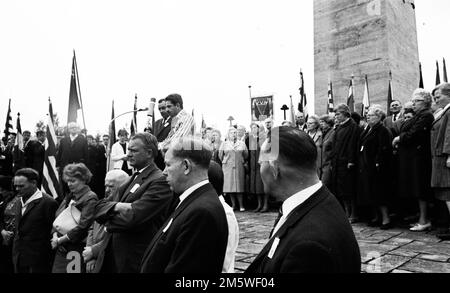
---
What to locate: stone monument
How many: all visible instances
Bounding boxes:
[314,0,419,115]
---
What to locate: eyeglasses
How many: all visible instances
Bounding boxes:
[412,99,425,103]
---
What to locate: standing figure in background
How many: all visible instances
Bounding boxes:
[318,114,335,188]
[220,128,248,212]
[24,131,46,188]
[0,175,18,273]
[210,129,222,166]
[111,129,132,176]
[306,115,322,175]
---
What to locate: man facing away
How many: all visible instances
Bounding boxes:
[94,133,173,273]
[245,126,361,273]
[12,168,58,273]
[140,137,228,273]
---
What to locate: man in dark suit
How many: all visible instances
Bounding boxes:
[94,133,173,273]
[56,122,88,172]
[12,168,58,273]
[140,137,228,273]
[384,100,404,137]
[245,127,361,273]
[153,99,172,143]
[24,131,46,187]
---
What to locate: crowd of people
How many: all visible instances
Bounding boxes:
[1,83,450,274]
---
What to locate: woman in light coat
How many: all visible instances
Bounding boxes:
[110,129,132,175]
[219,128,248,211]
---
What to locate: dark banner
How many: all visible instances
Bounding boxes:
[251,96,274,122]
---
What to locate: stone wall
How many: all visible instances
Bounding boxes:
[314,0,419,115]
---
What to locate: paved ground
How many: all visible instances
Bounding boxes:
[234,211,450,273]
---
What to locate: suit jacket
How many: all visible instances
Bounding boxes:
[12,193,58,272]
[383,115,404,137]
[86,221,108,273]
[24,140,45,175]
[56,135,88,169]
[245,186,361,273]
[153,117,172,143]
[95,163,173,273]
[140,183,228,273]
[430,106,450,188]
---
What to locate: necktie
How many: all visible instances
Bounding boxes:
[270,207,283,237]
[393,114,397,122]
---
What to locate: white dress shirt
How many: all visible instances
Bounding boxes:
[176,180,209,209]
[271,182,323,237]
[20,189,43,215]
[219,195,239,273]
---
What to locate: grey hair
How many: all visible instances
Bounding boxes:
[105,170,129,186]
[368,104,386,119]
[412,88,433,109]
[169,137,213,169]
[433,83,450,98]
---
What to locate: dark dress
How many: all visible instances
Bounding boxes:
[397,108,434,200]
[24,140,45,187]
[357,122,393,206]
[330,119,360,202]
[52,185,97,273]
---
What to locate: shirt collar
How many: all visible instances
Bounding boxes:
[177,180,209,208]
[281,182,323,219]
[137,165,150,174]
[21,189,43,208]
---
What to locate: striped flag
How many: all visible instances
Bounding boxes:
[130,94,138,136]
[436,61,441,86]
[444,58,448,83]
[13,113,25,172]
[327,79,335,114]
[347,78,355,113]
[3,99,13,140]
[362,75,370,118]
[42,98,61,199]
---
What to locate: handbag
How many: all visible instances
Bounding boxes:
[53,200,81,235]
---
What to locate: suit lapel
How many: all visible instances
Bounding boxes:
[121,164,157,202]
[248,187,329,271]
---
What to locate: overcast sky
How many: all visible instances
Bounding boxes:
[0,0,448,136]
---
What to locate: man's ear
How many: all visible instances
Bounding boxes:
[183,159,192,175]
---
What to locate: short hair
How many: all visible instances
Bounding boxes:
[391,100,402,106]
[205,127,213,132]
[208,161,223,195]
[412,88,433,108]
[14,168,40,184]
[165,94,184,109]
[335,104,351,117]
[351,112,361,125]
[36,130,46,137]
[63,163,92,184]
[404,108,415,115]
[169,137,212,169]
[23,130,31,135]
[130,132,158,158]
[211,129,221,138]
[118,129,129,137]
[103,134,109,138]
[250,122,260,129]
[307,115,320,126]
[86,135,95,140]
[105,170,129,186]
[67,122,79,129]
[368,105,386,119]
[319,114,335,127]
[433,83,450,98]
[261,126,317,170]
[158,99,166,104]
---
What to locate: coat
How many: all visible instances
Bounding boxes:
[140,183,228,273]
[219,140,248,193]
[319,128,334,188]
[430,106,450,188]
[12,193,58,273]
[308,130,322,174]
[94,163,173,273]
[356,122,393,206]
[86,221,108,273]
[330,119,360,201]
[246,134,265,195]
[397,108,434,200]
[384,114,403,137]
[87,145,106,199]
[245,186,361,273]
[153,117,172,143]
[24,140,45,186]
[56,135,88,169]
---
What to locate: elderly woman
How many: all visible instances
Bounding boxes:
[51,163,98,273]
[430,83,450,240]
[307,115,322,175]
[246,123,267,212]
[319,114,335,188]
[210,129,223,166]
[219,128,248,211]
[357,106,393,229]
[393,89,435,232]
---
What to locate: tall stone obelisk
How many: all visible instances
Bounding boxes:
[314,0,419,114]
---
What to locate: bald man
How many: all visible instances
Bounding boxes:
[83,170,129,273]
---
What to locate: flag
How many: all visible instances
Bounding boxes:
[327,79,334,114]
[3,98,13,140]
[419,63,424,89]
[444,58,448,83]
[436,61,441,86]
[387,71,393,116]
[201,115,206,129]
[130,94,138,136]
[14,113,23,151]
[67,52,81,124]
[347,78,355,113]
[362,75,370,118]
[298,70,308,119]
[107,100,117,171]
[289,95,296,125]
[12,113,25,171]
[42,98,61,199]
[191,109,195,135]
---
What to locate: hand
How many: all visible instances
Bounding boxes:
[392,137,400,148]
[51,234,59,250]
[114,203,132,214]
[347,163,355,169]
[86,260,96,273]
[1,230,13,242]
[82,246,94,262]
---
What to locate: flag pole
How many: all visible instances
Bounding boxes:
[73,50,87,131]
